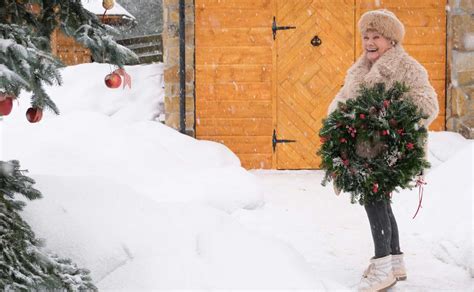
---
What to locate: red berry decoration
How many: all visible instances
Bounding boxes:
[383,100,390,108]
[0,96,13,116]
[359,113,366,119]
[406,143,414,150]
[105,72,122,88]
[372,183,379,193]
[26,107,43,123]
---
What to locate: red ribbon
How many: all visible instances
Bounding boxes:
[102,9,108,22]
[113,68,132,89]
[412,177,427,219]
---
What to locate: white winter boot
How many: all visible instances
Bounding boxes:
[358,255,397,292]
[391,253,407,281]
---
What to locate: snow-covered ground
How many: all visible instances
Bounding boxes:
[1,63,473,290]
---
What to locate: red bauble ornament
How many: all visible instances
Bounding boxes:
[406,143,414,150]
[105,73,122,88]
[26,107,43,123]
[359,113,366,119]
[383,100,390,108]
[0,96,13,116]
[373,183,379,193]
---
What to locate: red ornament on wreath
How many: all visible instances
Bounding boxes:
[26,107,43,123]
[0,93,14,116]
[372,183,379,193]
[105,72,122,88]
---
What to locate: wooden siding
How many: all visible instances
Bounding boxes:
[195,0,274,169]
[195,0,447,169]
[51,29,92,66]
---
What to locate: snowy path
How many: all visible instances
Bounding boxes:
[235,170,473,291]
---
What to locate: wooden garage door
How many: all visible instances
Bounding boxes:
[195,0,446,170]
[274,0,355,169]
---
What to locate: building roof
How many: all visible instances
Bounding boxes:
[81,0,135,19]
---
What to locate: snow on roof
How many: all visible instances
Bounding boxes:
[81,0,135,19]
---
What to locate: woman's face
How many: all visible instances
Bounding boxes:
[362,30,393,63]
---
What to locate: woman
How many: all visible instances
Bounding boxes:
[327,9,439,292]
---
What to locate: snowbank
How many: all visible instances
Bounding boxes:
[4,63,338,289]
[400,140,473,275]
[21,174,325,289]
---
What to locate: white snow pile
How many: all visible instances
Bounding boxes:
[1,63,341,289]
[399,132,473,276]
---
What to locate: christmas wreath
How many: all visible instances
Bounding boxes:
[318,82,430,205]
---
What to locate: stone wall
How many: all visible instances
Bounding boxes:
[162,0,195,136]
[447,0,474,138]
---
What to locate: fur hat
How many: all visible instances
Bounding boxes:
[358,9,405,44]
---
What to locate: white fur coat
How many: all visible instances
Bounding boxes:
[328,45,439,127]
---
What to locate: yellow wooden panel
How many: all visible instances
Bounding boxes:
[196,65,272,83]
[391,9,446,27]
[196,8,272,28]
[196,0,272,9]
[404,27,445,45]
[196,118,272,136]
[239,154,273,169]
[196,28,272,47]
[359,0,445,9]
[195,0,274,169]
[196,136,272,168]
[196,47,272,65]
[196,83,272,101]
[424,63,446,81]
[199,136,272,154]
[196,100,273,118]
[430,116,446,131]
[404,45,445,63]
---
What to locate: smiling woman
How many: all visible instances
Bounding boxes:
[326,9,439,292]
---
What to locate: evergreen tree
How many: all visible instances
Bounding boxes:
[0,0,138,113]
[0,0,138,289]
[0,161,96,290]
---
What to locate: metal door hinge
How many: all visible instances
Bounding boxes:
[272,16,296,40]
[272,129,296,152]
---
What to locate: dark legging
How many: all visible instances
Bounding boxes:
[364,200,402,258]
